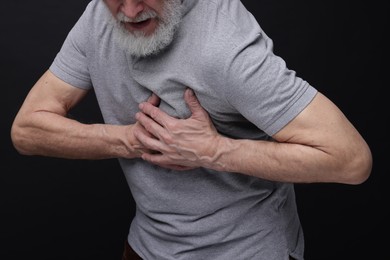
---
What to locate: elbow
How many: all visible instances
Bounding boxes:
[340,145,373,185]
[10,124,35,156]
[353,151,373,185]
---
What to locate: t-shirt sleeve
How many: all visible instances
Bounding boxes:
[221,30,317,136]
[49,2,93,90]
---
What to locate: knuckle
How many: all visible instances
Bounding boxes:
[149,107,160,120]
[144,122,154,133]
[165,120,178,130]
[161,132,174,144]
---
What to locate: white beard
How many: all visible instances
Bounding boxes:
[112,0,183,57]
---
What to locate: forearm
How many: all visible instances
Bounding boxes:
[135,89,372,184]
[208,135,370,184]
[207,137,330,183]
[11,111,140,160]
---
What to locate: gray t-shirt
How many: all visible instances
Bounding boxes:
[50,0,317,259]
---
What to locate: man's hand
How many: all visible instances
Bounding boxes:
[127,93,162,156]
[134,88,222,170]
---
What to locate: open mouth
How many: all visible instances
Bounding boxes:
[121,16,155,33]
[128,18,152,29]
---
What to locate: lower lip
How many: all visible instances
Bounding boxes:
[124,19,153,32]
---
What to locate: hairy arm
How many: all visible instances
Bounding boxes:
[134,89,372,184]
[11,70,155,160]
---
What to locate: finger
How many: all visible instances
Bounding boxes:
[184,88,206,118]
[161,165,196,171]
[135,111,167,139]
[138,102,174,127]
[147,93,161,106]
[132,122,155,140]
[133,123,167,152]
[141,153,195,171]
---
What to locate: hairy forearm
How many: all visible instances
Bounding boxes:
[208,136,364,184]
[11,111,140,160]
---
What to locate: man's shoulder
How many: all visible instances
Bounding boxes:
[187,0,261,50]
[69,0,114,48]
[82,0,112,26]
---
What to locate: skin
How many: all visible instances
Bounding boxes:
[11,1,372,185]
[104,0,165,36]
[134,89,372,184]
[11,70,156,160]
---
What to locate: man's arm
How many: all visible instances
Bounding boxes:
[11,70,155,160]
[134,89,372,184]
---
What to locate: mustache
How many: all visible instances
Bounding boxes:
[117,10,158,23]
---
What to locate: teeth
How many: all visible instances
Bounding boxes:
[135,18,148,23]
[117,10,157,23]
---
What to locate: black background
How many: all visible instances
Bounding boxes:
[1,0,389,259]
